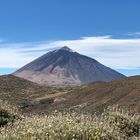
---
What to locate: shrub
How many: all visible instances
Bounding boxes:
[107,107,140,138]
[0,103,139,140]
[0,109,17,127]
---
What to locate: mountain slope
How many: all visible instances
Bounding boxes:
[13,46,125,87]
[0,75,139,114]
[0,75,70,108]
[27,76,140,114]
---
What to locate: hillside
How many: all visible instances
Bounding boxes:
[0,76,139,139]
[0,98,139,140]
[0,75,71,109]
[26,76,140,114]
[0,75,139,114]
[13,46,125,87]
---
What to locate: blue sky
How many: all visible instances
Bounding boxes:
[0,0,140,76]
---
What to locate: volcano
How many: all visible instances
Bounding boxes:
[13,46,125,87]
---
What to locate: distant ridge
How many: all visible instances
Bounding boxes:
[13,46,125,87]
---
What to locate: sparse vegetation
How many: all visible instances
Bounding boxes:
[0,100,139,140]
[0,75,140,139]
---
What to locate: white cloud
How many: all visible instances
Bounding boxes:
[0,36,140,69]
[127,32,140,37]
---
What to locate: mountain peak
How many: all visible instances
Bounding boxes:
[59,46,73,52]
[13,47,125,87]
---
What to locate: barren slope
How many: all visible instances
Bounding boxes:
[26,76,140,114]
[0,75,139,114]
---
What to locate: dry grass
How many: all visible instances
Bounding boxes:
[0,100,139,140]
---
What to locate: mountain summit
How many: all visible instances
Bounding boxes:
[59,46,73,52]
[13,46,125,87]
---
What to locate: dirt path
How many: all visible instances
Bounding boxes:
[34,91,68,102]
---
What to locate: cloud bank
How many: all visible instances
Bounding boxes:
[0,35,140,70]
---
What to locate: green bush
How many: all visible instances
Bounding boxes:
[0,109,17,127]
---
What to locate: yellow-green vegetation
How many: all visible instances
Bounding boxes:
[0,100,139,140]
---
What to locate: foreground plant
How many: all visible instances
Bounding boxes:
[0,103,139,140]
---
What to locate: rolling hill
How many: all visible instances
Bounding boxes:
[20,76,140,114]
[0,75,139,114]
[0,75,71,109]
